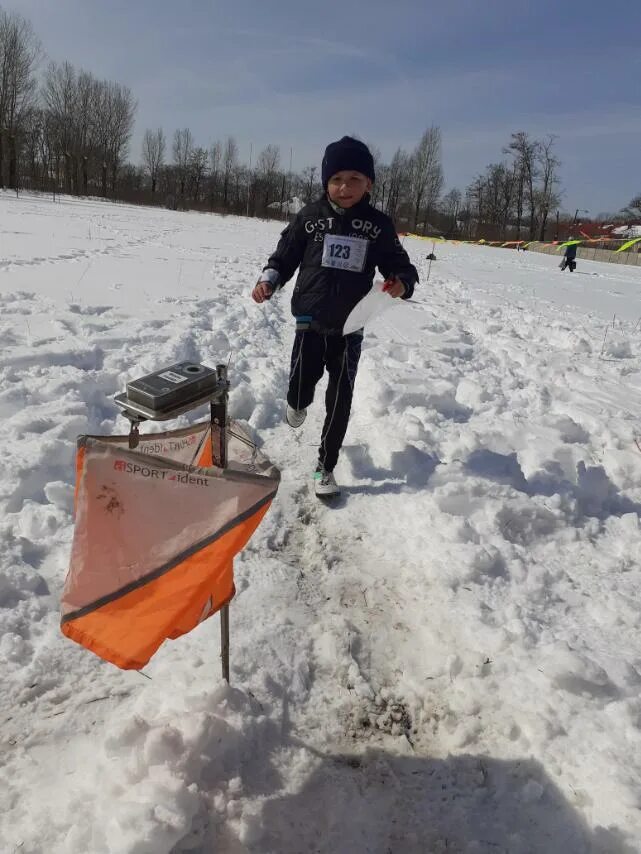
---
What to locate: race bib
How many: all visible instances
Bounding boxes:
[321,233,368,273]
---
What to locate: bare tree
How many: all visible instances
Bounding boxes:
[441,188,461,235]
[483,164,503,228]
[536,135,561,240]
[74,70,98,194]
[42,61,135,197]
[38,107,57,187]
[209,139,222,208]
[0,9,41,187]
[101,81,135,194]
[464,133,563,241]
[20,105,41,184]
[173,127,193,197]
[484,163,516,238]
[507,131,540,240]
[92,75,112,196]
[386,148,411,221]
[189,146,208,201]
[498,164,515,238]
[256,143,280,213]
[222,136,237,209]
[464,162,517,239]
[465,175,485,237]
[370,162,388,211]
[300,165,320,203]
[42,61,77,193]
[367,141,382,207]
[409,127,443,232]
[141,128,165,194]
[624,193,641,218]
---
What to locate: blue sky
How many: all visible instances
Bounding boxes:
[13,0,641,214]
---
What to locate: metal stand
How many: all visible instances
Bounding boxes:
[210,365,230,683]
[115,362,233,683]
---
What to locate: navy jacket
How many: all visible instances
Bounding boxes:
[262,195,418,334]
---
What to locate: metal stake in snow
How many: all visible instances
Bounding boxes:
[210,363,231,682]
[426,241,436,284]
[114,360,233,682]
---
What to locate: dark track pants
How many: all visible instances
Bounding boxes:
[287,330,362,472]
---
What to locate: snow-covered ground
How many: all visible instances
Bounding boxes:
[2,191,641,854]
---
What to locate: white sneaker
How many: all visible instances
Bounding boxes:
[314,466,340,498]
[286,404,307,428]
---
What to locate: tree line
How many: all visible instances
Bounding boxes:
[137,125,444,228]
[0,8,444,227]
[0,9,134,198]
[0,8,445,226]
[2,6,638,237]
[459,132,562,241]
[598,194,641,225]
[459,136,641,240]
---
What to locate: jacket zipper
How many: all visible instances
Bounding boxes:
[332,204,348,299]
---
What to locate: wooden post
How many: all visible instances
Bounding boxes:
[211,364,230,681]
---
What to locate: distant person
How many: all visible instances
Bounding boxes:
[561,238,578,272]
[251,136,419,499]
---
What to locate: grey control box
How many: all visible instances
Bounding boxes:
[126,362,220,413]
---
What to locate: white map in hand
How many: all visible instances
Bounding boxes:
[343,280,401,335]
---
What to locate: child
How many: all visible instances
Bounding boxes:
[252,136,419,498]
[561,238,578,272]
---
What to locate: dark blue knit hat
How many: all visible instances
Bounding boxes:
[321,136,375,189]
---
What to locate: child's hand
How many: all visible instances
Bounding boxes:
[382,277,406,298]
[252,281,274,303]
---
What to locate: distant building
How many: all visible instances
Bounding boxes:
[415,221,445,236]
[267,196,305,215]
[611,223,641,239]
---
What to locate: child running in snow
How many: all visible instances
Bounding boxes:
[252,136,419,498]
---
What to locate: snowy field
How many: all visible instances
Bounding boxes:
[1,191,641,854]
